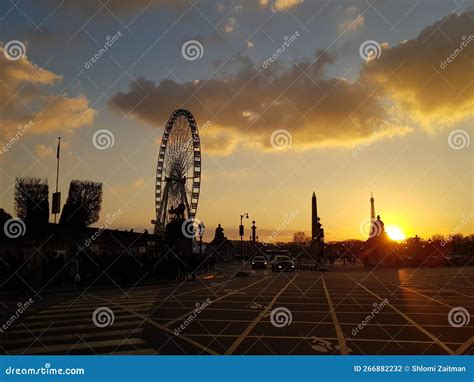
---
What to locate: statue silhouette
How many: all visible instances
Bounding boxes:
[168,202,186,220]
[214,224,225,243]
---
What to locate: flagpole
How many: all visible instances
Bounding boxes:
[54,137,61,223]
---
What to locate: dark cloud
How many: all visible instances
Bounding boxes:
[44,0,188,14]
[110,51,400,153]
[360,11,474,129]
[109,11,473,154]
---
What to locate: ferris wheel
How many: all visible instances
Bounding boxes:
[154,109,201,233]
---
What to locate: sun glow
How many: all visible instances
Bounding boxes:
[385,225,406,241]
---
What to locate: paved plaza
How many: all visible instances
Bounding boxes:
[1,265,473,355]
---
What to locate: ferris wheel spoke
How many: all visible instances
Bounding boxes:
[154,109,201,232]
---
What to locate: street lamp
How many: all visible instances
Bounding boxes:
[240,213,249,261]
[251,220,257,257]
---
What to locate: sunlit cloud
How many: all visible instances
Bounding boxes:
[110,10,472,155]
[271,0,304,12]
[224,17,237,33]
[359,11,474,130]
[0,46,96,147]
[338,14,364,33]
[109,51,402,154]
[35,141,70,157]
[35,144,54,157]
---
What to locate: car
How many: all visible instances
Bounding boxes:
[265,249,291,261]
[251,256,267,269]
[272,255,295,272]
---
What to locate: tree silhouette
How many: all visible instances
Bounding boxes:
[14,177,49,228]
[59,180,102,227]
[293,231,308,243]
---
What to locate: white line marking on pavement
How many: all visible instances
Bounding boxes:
[352,279,454,355]
[225,274,297,355]
[163,276,272,329]
[322,276,349,355]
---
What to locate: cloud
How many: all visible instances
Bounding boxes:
[43,0,304,17]
[110,11,472,155]
[359,11,474,129]
[35,144,54,157]
[271,0,304,12]
[224,17,237,33]
[257,0,303,12]
[110,51,397,154]
[35,141,70,157]
[45,0,187,14]
[338,14,364,33]
[0,45,96,147]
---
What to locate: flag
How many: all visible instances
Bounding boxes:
[56,137,61,159]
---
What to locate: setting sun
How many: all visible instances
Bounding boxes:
[385,226,407,241]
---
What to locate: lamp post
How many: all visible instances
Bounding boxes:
[427,238,433,267]
[240,213,249,261]
[251,220,257,257]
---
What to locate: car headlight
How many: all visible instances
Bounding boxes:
[252,262,255,265]
[264,261,267,265]
[278,265,282,268]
